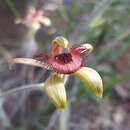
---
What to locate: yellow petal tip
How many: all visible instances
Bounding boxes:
[52,36,70,48]
[97,94,103,99]
[82,43,93,54]
[58,108,64,112]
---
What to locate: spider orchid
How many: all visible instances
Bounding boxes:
[15,7,51,30]
[9,36,103,112]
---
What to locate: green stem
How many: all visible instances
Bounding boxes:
[0,83,44,98]
[5,0,21,18]
[59,75,70,130]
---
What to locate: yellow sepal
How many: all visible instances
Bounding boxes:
[44,73,67,112]
[72,67,103,98]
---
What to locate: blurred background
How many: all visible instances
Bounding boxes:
[0,0,130,130]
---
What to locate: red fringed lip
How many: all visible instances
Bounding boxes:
[32,44,91,74]
[33,51,84,74]
[9,43,91,74]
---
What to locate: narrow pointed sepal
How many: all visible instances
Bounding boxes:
[8,58,52,70]
[72,67,103,98]
[9,58,44,70]
[44,73,67,112]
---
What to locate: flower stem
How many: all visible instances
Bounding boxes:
[59,75,70,130]
[0,83,44,98]
[5,0,21,19]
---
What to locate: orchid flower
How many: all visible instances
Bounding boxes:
[9,36,103,112]
[15,7,51,30]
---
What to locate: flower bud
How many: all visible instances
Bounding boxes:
[44,73,67,112]
[40,17,51,26]
[31,22,40,30]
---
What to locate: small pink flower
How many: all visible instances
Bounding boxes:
[15,8,51,29]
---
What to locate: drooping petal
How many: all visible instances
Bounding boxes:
[9,58,52,70]
[72,67,103,98]
[44,73,67,112]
